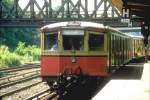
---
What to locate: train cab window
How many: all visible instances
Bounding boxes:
[44,33,58,51]
[89,34,104,51]
[62,30,84,50]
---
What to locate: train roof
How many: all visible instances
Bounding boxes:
[128,34,143,38]
[107,27,131,38]
[40,21,140,39]
[40,21,105,31]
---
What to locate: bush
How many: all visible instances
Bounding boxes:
[27,45,41,61]
[0,43,41,68]
[0,45,21,68]
[15,42,41,62]
[15,42,27,55]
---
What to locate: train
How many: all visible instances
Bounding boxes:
[40,21,144,87]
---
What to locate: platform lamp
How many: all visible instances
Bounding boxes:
[140,20,149,62]
[141,21,149,37]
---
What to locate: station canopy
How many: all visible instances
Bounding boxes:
[112,0,150,19]
[123,0,150,19]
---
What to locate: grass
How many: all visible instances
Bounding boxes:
[0,43,41,68]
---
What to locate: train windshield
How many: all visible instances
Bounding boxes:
[89,34,104,51]
[44,33,58,51]
[62,30,84,50]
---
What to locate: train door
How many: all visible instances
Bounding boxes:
[111,34,113,66]
[114,35,117,67]
[118,36,121,66]
[108,33,111,71]
[115,36,119,66]
[112,34,115,67]
[121,37,124,65]
[109,33,114,72]
[125,38,128,61]
[122,38,125,64]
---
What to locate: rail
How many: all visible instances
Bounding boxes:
[0,63,40,73]
[0,70,40,88]
[0,81,42,98]
[0,74,40,89]
[25,89,57,100]
[0,69,40,81]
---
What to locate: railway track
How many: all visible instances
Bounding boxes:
[0,63,51,100]
[0,63,40,77]
[0,63,58,100]
[0,70,40,89]
[25,89,58,100]
[0,79,42,98]
[0,78,50,100]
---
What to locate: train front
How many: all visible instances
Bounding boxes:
[40,21,108,85]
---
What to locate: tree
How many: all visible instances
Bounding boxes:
[0,28,39,50]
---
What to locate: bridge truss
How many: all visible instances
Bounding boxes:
[0,0,126,27]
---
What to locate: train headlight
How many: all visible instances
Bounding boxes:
[67,76,71,80]
[53,81,57,86]
[71,57,76,63]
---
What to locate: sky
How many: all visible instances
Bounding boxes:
[18,0,118,17]
[18,0,107,11]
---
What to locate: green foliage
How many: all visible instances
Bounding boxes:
[0,43,41,68]
[0,45,21,68]
[0,27,40,68]
[15,42,41,61]
[15,42,26,55]
[27,45,41,61]
[3,0,13,5]
[0,28,39,50]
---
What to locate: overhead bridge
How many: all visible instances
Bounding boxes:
[0,0,127,27]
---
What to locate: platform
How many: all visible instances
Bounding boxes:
[92,63,150,100]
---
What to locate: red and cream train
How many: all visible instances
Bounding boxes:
[40,21,144,85]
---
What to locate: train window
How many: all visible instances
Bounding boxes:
[89,34,104,51]
[44,33,58,51]
[63,35,84,50]
[62,30,84,50]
